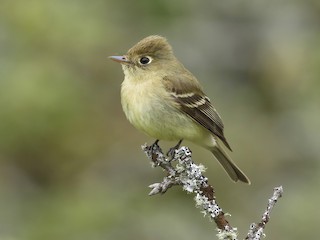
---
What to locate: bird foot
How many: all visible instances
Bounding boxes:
[151,139,160,149]
[166,139,183,159]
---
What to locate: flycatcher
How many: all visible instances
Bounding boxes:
[110,35,250,184]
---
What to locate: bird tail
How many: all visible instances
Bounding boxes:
[211,145,250,184]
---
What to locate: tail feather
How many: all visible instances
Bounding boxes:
[211,146,250,184]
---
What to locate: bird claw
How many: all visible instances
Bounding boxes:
[166,147,176,159]
[150,139,160,149]
[166,139,183,159]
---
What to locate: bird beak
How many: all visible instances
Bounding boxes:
[109,55,130,64]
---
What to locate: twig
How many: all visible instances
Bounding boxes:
[245,186,284,240]
[142,143,284,240]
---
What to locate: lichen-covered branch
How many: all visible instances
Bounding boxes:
[142,143,284,240]
[142,143,238,240]
[245,186,283,240]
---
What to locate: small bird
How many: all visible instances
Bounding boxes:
[109,35,250,184]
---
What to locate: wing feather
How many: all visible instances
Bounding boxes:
[163,75,232,151]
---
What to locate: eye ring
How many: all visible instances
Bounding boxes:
[139,56,152,65]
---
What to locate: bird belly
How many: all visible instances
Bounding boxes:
[121,79,209,143]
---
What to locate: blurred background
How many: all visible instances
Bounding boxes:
[0,0,319,239]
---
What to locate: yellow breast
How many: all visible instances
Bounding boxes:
[120,74,210,143]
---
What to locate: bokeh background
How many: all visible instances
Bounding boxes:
[1,0,320,239]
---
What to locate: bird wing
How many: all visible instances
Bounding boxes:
[163,75,232,151]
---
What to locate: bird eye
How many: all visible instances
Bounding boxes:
[139,56,152,65]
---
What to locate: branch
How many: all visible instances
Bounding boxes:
[143,143,237,239]
[142,143,283,240]
[245,186,283,240]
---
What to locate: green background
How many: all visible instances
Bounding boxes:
[0,0,319,239]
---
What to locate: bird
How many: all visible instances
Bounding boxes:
[109,35,250,184]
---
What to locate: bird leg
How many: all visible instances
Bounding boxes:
[148,139,161,163]
[150,139,160,152]
[151,139,159,147]
[166,139,183,158]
